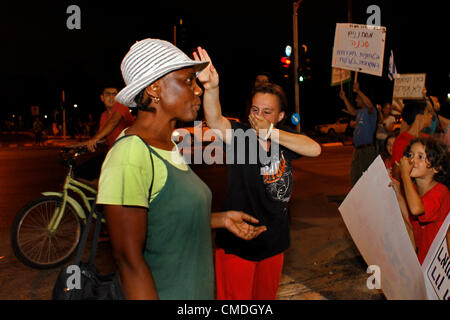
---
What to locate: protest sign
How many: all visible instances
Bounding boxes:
[332,23,386,76]
[331,67,351,86]
[338,156,428,299]
[421,213,450,300]
[393,73,426,99]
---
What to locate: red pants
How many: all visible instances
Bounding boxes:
[215,248,284,300]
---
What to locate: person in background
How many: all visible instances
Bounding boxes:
[97,38,266,300]
[243,71,274,121]
[254,71,272,88]
[390,137,450,265]
[375,102,395,155]
[391,100,433,181]
[382,133,397,176]
[194,47,321,300]
[424,95,450,141]
[445,125,450,151]
[339,81,378,186]
[71,85,135,185]
[32,117,45,146]
[85,113,97,138]
[84,86,135,152]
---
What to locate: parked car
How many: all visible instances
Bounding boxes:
[315,117,355,135]
[172,117,240,145]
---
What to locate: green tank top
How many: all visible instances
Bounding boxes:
[143,139,214,300]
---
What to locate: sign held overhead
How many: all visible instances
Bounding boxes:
[393,73,426,100]
[332,23,386,77]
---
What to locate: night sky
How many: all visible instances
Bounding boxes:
[2,0,448,130]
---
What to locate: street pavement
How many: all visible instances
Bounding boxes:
[0,132,385,300]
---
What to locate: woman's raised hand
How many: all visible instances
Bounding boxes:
[193,47,219,90]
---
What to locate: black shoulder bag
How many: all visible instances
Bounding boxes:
[52,201,125,300]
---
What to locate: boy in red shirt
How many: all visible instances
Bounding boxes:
[71,86,134,184]
[391,137,450,264]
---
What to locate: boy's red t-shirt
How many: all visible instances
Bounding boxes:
[99,102,135,148]
[409,182,450,265]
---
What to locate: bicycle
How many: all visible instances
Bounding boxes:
[10,146,103,269]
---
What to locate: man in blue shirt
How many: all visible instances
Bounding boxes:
[340,81,378,186]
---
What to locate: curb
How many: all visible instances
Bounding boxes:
[0,140,80,149]
[321,142,344,147]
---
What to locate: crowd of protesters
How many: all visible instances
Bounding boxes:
[338,81,450,267]
[4,34,448,299]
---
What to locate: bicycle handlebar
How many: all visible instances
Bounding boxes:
[59,146,90,168]
[61,145,88,153]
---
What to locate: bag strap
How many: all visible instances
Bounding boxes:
[73,200,97,266]
[147,145,155,203]
[112,134,156,203]
[88,209,103,265]
[111,134,155,202]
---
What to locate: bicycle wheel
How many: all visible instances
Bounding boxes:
[11,196,83,269]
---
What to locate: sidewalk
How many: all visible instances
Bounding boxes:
[0,131,86,148]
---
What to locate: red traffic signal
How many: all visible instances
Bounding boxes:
[281,57,291,68]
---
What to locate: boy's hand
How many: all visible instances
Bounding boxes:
[388,177,402,196]
[398,156,414,178]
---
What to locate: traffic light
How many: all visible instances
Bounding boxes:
[281,45,293,79]
[298,44,312,82]
[281,57,292,68]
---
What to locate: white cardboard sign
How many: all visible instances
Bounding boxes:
[421,214,450,300]
[393,73,426,99]
[338,156,428,299]
[332,23,386,76]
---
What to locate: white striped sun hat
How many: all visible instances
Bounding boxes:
[116,38,209,108]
